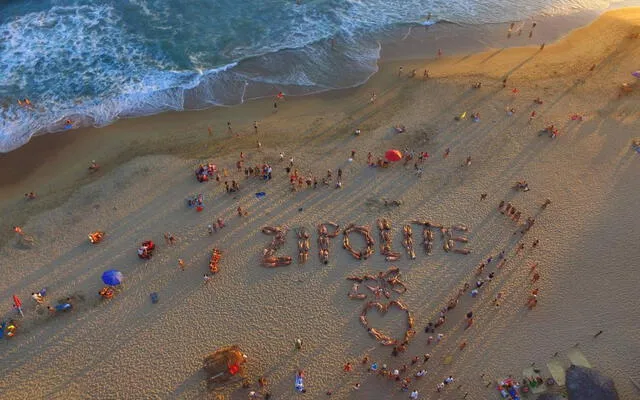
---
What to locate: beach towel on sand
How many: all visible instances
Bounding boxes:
[295,374,304,392]
[547,359,566,386]
[567,348,591,368]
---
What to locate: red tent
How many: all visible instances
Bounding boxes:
[385,149,403,162]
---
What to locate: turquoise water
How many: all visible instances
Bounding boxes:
[0,0,630,152]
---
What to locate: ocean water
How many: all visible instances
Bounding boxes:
[0,0,630,152]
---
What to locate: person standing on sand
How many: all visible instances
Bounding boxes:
[178,259,185,271]
[527,293,538,309]
[540,43,545,50]
[444,148,450,158]
[437,48,442,57]
[424,69,429,79]
[227,121,233,135]
[254,121,258,135]
[273,102,278,113]
[398,66,403,77]
[208,126,213,136]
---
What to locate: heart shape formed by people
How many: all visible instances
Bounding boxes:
[360,300,415,346]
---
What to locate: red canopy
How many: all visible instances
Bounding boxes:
[385,149,403,162]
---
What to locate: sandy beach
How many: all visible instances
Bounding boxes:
[1,8,639,400]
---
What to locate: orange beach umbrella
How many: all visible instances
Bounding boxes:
[385,149,403,162]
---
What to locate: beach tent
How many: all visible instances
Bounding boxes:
[102,270,124,286]
[632,71,640,78]
[385,149,403,162]
[566,365,619,400]
[203,345,247,386]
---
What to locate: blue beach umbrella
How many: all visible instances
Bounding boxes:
[102,270,123,286]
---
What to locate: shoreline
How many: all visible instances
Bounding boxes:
[0,4,628,157]
[0,7,622,204]
[0,8,639,399]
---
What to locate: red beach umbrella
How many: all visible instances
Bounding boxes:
[385,149,403,162]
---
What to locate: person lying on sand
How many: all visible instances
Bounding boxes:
[31,292,44,304]
[88,231,105,244]
[48,302,73,314]
[88,160,100,172]
[99,287,114,299]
